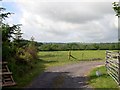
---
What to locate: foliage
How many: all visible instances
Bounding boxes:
[7,58,45,87]
[25,37,38,60]
[38,42,120,51]
[1,7,22,61]
[112,2,120,42]
[13,25,23,47]
[1,6,39,88]
[113,2,120,17]
[14,38,38,67]
[0,7,12,22]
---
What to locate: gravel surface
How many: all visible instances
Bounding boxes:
[27,61,104,88]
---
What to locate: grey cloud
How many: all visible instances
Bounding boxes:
[19,2,114,24]
[35,2,114,24]
[17,1,118,43]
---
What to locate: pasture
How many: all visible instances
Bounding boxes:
[38,50,106,67]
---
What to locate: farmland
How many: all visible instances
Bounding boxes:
[39,50,106,67]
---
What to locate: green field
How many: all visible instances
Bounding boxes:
[38,50,106,67]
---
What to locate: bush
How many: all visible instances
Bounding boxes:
[26,43,38,60]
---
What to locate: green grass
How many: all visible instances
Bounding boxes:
[8,50,107,88]
[88,66,120,89]
[38,50,106,67]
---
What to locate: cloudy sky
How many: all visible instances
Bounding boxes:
[2,0,119,43]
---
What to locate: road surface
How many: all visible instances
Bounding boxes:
[27,61,104,88]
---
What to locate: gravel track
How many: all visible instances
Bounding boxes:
[27,61,104,88]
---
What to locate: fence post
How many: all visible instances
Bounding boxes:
[118,51,120,85]
[68,50,71,60]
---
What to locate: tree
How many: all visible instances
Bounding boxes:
[1,7,22,60]
[93,43,99,50]
[25,36,38,60]
[113,2,120,17]
[13,25,23,47]
[112,2,120,41]
[1,7,14,60]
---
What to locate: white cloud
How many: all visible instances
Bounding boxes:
[10,0,119,42]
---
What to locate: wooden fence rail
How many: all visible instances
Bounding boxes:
[105,50,120,85]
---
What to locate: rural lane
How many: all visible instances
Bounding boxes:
[26,61,104,88]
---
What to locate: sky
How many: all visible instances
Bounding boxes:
[1,0,119,43]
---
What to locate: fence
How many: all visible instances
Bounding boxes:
[105,50,120,85]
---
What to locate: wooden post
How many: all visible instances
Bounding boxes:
[118,51,120,85]
[68,50,71,60]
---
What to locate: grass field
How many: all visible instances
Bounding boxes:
[10,50,107,87]
[88,66,120,89]
[38,50,106,67]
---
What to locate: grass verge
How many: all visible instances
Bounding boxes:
[88,66,120,89]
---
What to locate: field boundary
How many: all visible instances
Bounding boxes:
[105,50,120,85]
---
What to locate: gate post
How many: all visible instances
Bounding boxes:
[68,50,71,60]
[105,50,108,73]
[118,51,120,85]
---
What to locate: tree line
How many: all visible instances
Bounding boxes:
[10,39,120,51]
[37,42,120,51]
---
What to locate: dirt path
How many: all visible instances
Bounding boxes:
[27,61,104,88]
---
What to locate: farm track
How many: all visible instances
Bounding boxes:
[27,61,104,88]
